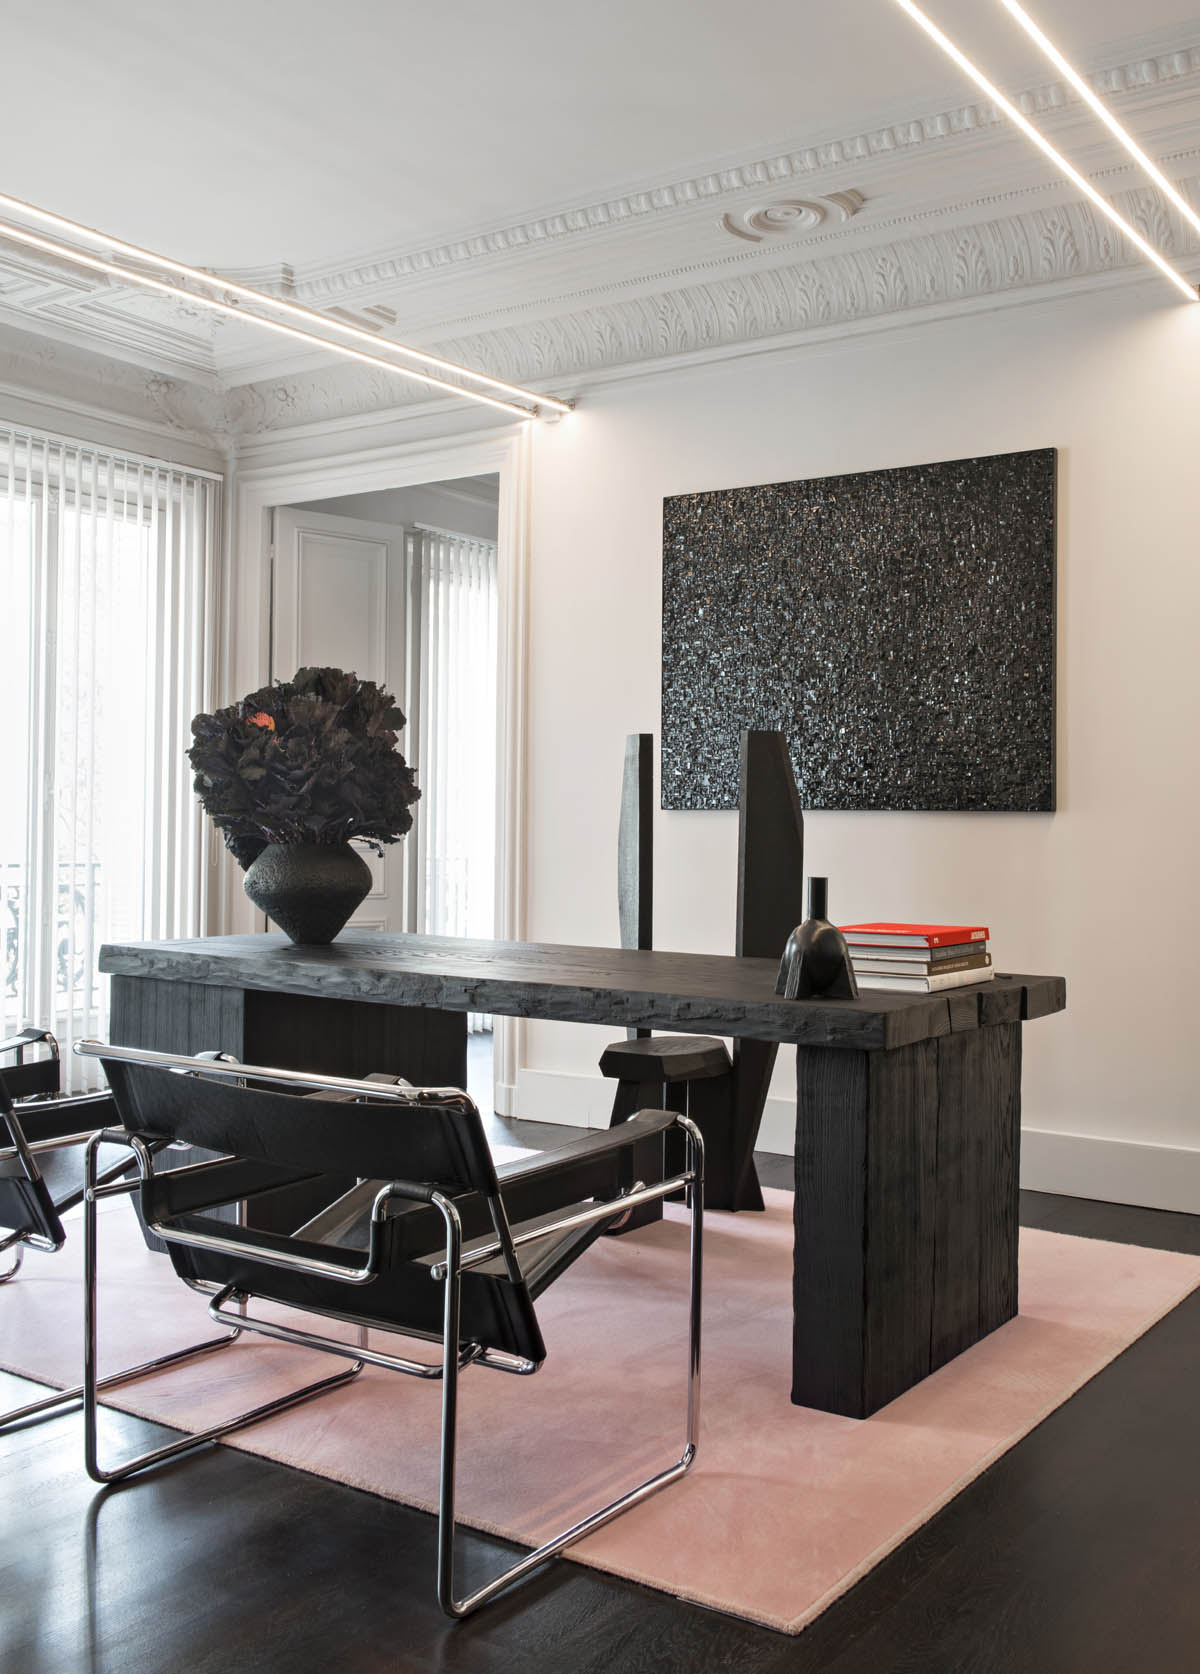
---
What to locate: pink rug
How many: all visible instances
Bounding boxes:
[3,1190,1198,1634]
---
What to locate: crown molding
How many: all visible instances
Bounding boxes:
[5,169,1191,457]
[205,174,1198,443]
[0,254,221,383]
[0,27,1197,448]
[0,363,226,470]
[418,152,1199,339]
[283,37,1200,303]
[1,30,1197,400]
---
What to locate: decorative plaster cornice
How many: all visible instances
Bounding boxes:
[0,246,221,379]
[198,177,1195,441]
[424,152,1199,339]
[286,40,1200,302]
[1,32,1197,397]
[28,169,1190,451]
[0,326,225,465]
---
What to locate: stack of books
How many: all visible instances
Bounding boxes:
[839,923,994,992]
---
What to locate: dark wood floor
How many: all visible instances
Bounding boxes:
[4,1116,1199,1674]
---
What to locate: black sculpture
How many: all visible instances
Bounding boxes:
[776,877,859,1001]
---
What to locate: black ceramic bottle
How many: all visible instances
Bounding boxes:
[775,875,859,1000]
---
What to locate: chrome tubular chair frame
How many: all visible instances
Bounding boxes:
[81,1129,367,1484]
[434,1130,704,1618]
[1,1027,120,1277]
[0,1038,243,1433]
[75,1039,704,1617]
[0,1029,145,1430]
[1,1027,65,1283]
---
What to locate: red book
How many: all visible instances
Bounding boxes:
[839,922,989,948]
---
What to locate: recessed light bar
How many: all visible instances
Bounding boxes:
[0,193,573,417]
[0,216,536,418]
[997,0,1200,244]
[892,0,1199,302]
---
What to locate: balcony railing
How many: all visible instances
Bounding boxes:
[4,861,100,1002]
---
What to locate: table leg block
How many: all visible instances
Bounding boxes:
[794,1024,1023,1417]
[110,975,247,1060]
[863,1042,940,1411]
[793,1040,939,1417]
[931,1022,1021,1366]
[243,989,467,1087]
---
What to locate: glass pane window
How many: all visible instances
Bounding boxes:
[408,528,498,1032]
[0,429,221,1085]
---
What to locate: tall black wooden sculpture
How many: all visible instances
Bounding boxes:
[617,733,653,1040]
[736,731,807,959]
[727,730,807,1210]
[601,728,808,1216]
[601,733,732,1222]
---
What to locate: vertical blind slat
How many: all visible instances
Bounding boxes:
[0,422,221,1088]
[410,527,498,1034]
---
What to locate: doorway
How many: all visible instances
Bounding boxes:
[230,426,530,1117]
[271,475,500,1113]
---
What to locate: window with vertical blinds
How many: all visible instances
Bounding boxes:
[407,526,498,1032]
[0,424,221,1086]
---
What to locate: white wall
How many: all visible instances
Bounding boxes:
[516,282,1200,1212]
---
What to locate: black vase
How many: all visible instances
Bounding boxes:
[775,876,859,1000]
[243,842,372,946]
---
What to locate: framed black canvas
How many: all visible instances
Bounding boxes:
[660,447,1056,812]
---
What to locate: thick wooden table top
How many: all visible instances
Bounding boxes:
[99,932,1065,1053]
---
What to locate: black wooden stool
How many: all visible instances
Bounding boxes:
[599,1034,733,1221]
[599,730,807,1225]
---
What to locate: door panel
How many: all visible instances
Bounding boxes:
[271,507,409,934]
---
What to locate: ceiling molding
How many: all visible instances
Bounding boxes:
[0,28,1197,448]
[0,31,1197,398]
[283,38,1200,302]
[205,176,1196,440]
[0,331,226,466]
[6,168,1191,457]
[424,152,1199,338]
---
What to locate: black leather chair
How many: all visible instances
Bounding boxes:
[0,1028,245,1432]
[77,1038,704,1618]
[0,1027,118,1287]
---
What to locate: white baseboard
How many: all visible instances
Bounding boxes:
[513,1069,1200,1216]
[514,1068,614,1129]
[1020,1128,1200,1216]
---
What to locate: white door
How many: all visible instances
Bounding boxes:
[270,507,410,934]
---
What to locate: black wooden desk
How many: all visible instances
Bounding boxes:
[99,932,1065,1417]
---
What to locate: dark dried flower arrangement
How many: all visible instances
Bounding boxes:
[188,666,421,871]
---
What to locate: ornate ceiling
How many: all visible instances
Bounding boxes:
[0,7,1197,445]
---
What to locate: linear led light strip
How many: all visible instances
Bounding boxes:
[892,0,1199,302]
[0,193,572,418]
[997,0,1200,244]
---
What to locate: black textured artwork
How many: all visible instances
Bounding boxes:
[661,448,1056,811]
